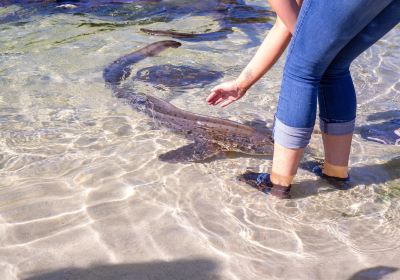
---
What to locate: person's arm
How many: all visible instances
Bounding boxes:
[206,17,292,107]
[268,0,302,34]
[237,0,303,92]
[207,0,302,107]
[235,16,292,94]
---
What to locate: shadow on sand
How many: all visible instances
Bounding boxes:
[292,156,400,199]
[347,266,398,280]
[23,258,219,280]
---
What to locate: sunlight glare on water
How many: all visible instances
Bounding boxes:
[0,1,399,279]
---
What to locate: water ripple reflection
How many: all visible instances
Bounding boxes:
[0,2,399,280]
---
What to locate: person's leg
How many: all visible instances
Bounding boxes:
[272,0,394,189]
[318,0,400,178]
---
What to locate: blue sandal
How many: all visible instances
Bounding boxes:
[303,161,353,190]
[238,172,291,199]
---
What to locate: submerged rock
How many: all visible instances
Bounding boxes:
[360,119,400,145]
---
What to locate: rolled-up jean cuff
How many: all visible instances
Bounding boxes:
[319,118,355,135]
[273,118,313,149]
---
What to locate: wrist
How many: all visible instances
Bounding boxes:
[235,78,249,95]
[236,68,255,94]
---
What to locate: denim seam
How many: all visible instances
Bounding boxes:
[319,118,355,135]
[285,0,313,60]
[318,85,328,120]
[282,0,313,88]
[320,117,356,123]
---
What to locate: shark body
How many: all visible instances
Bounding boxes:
[104,40,274,162]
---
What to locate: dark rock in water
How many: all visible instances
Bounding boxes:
[360,119,400,145]
[366,110,400,121]
[134,64,223,88]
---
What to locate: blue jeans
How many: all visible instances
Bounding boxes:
[274,0,400,148]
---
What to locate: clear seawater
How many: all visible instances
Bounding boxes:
[0,1,399,279]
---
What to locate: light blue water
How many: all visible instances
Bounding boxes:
[0,1,399,279]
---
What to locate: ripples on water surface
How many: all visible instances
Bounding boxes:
[0,1,399,279]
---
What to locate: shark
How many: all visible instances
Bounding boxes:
[139,27,233,42]
[103,40,274,162]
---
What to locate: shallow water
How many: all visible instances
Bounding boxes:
[0,1,399,279]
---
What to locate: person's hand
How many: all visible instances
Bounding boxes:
[206,80,246,108]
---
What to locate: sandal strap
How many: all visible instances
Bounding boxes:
[256,173,291,198]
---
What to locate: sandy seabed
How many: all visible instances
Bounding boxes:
[1,1,400,279]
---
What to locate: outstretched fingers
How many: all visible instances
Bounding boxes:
[207,80,242,107]
[220,97,236,107]
[213,97,224,105]
[207,89,227,105]
[206,89,221,104]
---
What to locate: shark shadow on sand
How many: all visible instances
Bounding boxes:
[103,40,274,163]
[133,64,223,90]
[23,258,219,280]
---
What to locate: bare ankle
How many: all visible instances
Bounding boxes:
[270,172,294,187]
[323,161,349,178]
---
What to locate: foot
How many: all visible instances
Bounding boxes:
[238,171,291,199]
[301,160,352,190]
